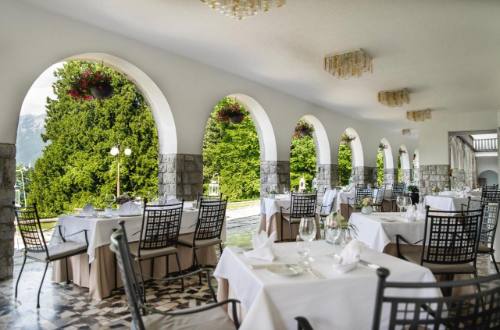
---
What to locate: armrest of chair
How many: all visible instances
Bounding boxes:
[163,299,241,328]
[395,234,422,259]
[58,226,89,246]
[295,316,314,330]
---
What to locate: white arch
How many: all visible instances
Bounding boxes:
[302,115,331,165]
[399,145,410,170]
[63,53,177,154]
[345,127,364,167]
[380,138,394,169]
[228,93,277,162]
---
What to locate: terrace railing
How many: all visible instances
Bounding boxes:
[473,137,497,152]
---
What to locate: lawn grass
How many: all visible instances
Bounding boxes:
[227,199,259,210]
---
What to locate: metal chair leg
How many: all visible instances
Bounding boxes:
[280,216,284,242]
[219,243,223,256]
[491,252,500,274]
[137,261,146,302]
[15,254,27,300]
[65,257,70,284]
[166,254,170,277]
[174,253,184,291]
[150,258,155,279]
[37,262,49,308]
[288,220,293,242]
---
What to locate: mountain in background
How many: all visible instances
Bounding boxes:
[16,114,46,167]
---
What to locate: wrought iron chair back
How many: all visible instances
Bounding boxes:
[372,267,500,330]
[479,202,500,250]
[481,189,500,203]
[485,184,499,191]
[355,188,372,205]
[15,204,48,256]
[139,201,184,252]
[290,192,317,219]
[195,198,227,240]
[391,183,406,197]
[196,192,222,206]
[111,226,146,330]
[422,206,484,266]
[355,183,366,190]
[373,187,386,205]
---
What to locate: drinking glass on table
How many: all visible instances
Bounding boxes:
[298,217,316,256]
[396,196,405,216]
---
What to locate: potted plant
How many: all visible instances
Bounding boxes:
[408,185,419,204]
[379,142,388,150]
[217,101,245,124]
[325,212,357,245]
[68,69,113,101]
[294,120,314,138]
[340,132,356,144]
[358,197,373,215]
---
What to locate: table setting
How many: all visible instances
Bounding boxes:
[50,199,225,300]
[214,234,438,330]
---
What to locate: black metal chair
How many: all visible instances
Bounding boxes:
[385,183,406,211]
[110,227,240,330]
[371,187,386,212]
[295,316,314,330]
[476,202,500,274]
[484,184,499,191]
[280,192,317,242]
[178,198,227,269]
[372,267,500,329]
[128,200,185,299]
[480,189,500,203]
[347,187,372,218]
[396,206,484,280]
[14,204,88,308]
[196,192,223,206]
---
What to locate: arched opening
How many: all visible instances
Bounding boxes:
[338,128,364,186]
[202,96,261,200]
[398,145,410,184]
[289,115,330,192]
[376,138,394,187]
[17,59,164,216]
[479,170,498,187]
[413,149,420,185]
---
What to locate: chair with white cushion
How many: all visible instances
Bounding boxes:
[15,204,88,308]
[110,226,240,330]
[317,188,336,222]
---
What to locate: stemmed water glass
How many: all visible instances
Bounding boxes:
[397,196,411,216]
[297,217,316,263]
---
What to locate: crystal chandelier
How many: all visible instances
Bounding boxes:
[201,0,286,20]
[407,109,432,122]
[324,49,373,79]
[378,89,410,107]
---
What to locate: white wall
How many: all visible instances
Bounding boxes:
[477,156,498,175]
[417,111,497,165]
[0,1,416,165]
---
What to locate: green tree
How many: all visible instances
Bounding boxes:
[290,135,317,191]
[377,149,384,187]
[338,143,352,186]
[28,61,158,216]
[397,156,403,183]
[202,97,260,201]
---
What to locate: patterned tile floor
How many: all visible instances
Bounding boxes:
[1,213,499,329]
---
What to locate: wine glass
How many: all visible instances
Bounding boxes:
[299,217,316,258]
[396,196,405,216]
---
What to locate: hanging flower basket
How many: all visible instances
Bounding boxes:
[68,69,113,101]
[217,102,245,124]
[379,142,388,150]
[399,148,407,155]
[294,120,314,138]
[340,132,356,144]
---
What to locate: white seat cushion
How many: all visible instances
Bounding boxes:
[177,237,222,248]
[143,305,235,330]
[129,242,178,260]
[27,241,87,261]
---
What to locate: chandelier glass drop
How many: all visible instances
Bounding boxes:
[201,0,286,20]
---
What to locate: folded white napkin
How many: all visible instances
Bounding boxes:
[118,201,142,216]
[244,231,277,262]
[332,240,366,274]
[81,204,96,216]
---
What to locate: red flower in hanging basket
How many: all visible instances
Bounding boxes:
[68,69,113,101]
[217,102,245,124]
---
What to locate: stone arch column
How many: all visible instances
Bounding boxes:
[380,138,395,186]
[399,145,411,184]
[344,128,369,185]
[301,115,332,194]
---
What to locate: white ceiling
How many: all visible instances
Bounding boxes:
[21,0,500,129]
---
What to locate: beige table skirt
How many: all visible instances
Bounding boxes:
[52,233,218,301]
[259,213,321,241]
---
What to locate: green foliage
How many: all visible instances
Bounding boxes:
[290,135,317,191]
[338,143,352,186]
[377,149,384,186]
[28,61,159,217]
[397,156,403,183]
[202,97,260,201]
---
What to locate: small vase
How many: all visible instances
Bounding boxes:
[361,206,373,215]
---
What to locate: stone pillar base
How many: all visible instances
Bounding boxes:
[450,168,466,190]
[0,143,15,280]
[384,168,396,186]
[159,154,203,201]
[353,166,376,186]
[419,165,450,195]
[260,160,290,197]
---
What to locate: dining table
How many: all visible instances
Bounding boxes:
[424,192,477,211]
[51,206,225,300]
[214,240,439,330]
[335,188,394,217]
[349,212,426,253]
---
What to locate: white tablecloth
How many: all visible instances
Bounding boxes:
[335,190,355,210]
[424,195,470,211]
[260,196,290,222]
[349,212,426,252]
[214,241,439,330]
[52,208,216,263]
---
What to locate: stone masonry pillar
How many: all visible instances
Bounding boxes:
[0,143,15,280]
[384,168,396,186]
[418,165,450,195]
[260,160,290,197]
[353,166,376,186]
[158,154,203,201]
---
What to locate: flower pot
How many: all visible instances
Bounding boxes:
[228,113,245,124]
[361,206,373,215]
[90,82,113,99]
[410,192,419,205]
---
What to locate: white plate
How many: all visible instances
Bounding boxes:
[266,264,304,277]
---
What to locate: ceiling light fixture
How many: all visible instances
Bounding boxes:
[200,0,286,20]
[378,89,410,107]
[407,109,432,122]
[324,49,373,79]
